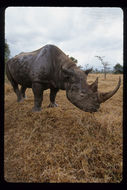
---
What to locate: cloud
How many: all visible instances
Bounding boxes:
[5,7,123,69]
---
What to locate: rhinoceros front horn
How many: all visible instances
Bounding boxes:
[98,77,121,103]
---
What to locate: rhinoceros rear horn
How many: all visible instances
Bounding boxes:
[90,77,98,92]
[98,77,121,103]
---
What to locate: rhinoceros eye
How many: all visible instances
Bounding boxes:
[80,93,84,97]
[71,85,79,91]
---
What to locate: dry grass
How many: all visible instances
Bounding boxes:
[4,74,123,183]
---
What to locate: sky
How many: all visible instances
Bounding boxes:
[5,7,123,70]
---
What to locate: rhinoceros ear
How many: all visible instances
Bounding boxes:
[62,67,74,76]
[62,67,74,82]
[84,68,93,76]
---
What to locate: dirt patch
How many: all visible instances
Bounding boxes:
[4,74,123,182]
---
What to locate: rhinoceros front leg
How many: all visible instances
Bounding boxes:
[48,88,59,108]
[32,83,44,112]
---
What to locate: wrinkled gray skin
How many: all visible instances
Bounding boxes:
[6,44,121,112]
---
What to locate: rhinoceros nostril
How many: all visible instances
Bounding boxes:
[80,93,84,97]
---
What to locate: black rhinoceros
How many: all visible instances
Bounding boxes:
[6,44,121,112]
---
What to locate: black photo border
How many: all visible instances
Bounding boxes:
[0,0,127,187]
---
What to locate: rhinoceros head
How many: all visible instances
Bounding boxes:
[62,65,121,112]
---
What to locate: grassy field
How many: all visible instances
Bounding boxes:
[4,74,123,183]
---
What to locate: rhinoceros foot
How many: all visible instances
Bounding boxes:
[32,107,42,112]
[17,97,25,103]
[17,95,27,103]
[48,102,58,108]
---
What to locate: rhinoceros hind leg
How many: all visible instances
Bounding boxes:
[6,62,22,102]
[48,88,59,108]
[9,80,22,102]
[16,86,27,102]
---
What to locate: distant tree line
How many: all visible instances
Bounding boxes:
[67,55,78,64]
[69,54,123,77]
[91,63,123,74]
[5,39,10,62]
[4,40,11,80]
[113,63,123,74]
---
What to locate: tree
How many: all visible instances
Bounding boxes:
[95,56,110,79]
[69,56,78,64]
[5,40,10,62]
[93,68,100,73]
[113,63,123,74]
[84,64,89,70]
[69,56,84,69]
[77,65,83,70]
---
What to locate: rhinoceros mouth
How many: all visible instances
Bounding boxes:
[72,101,100,112]
[82,105,100,112]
